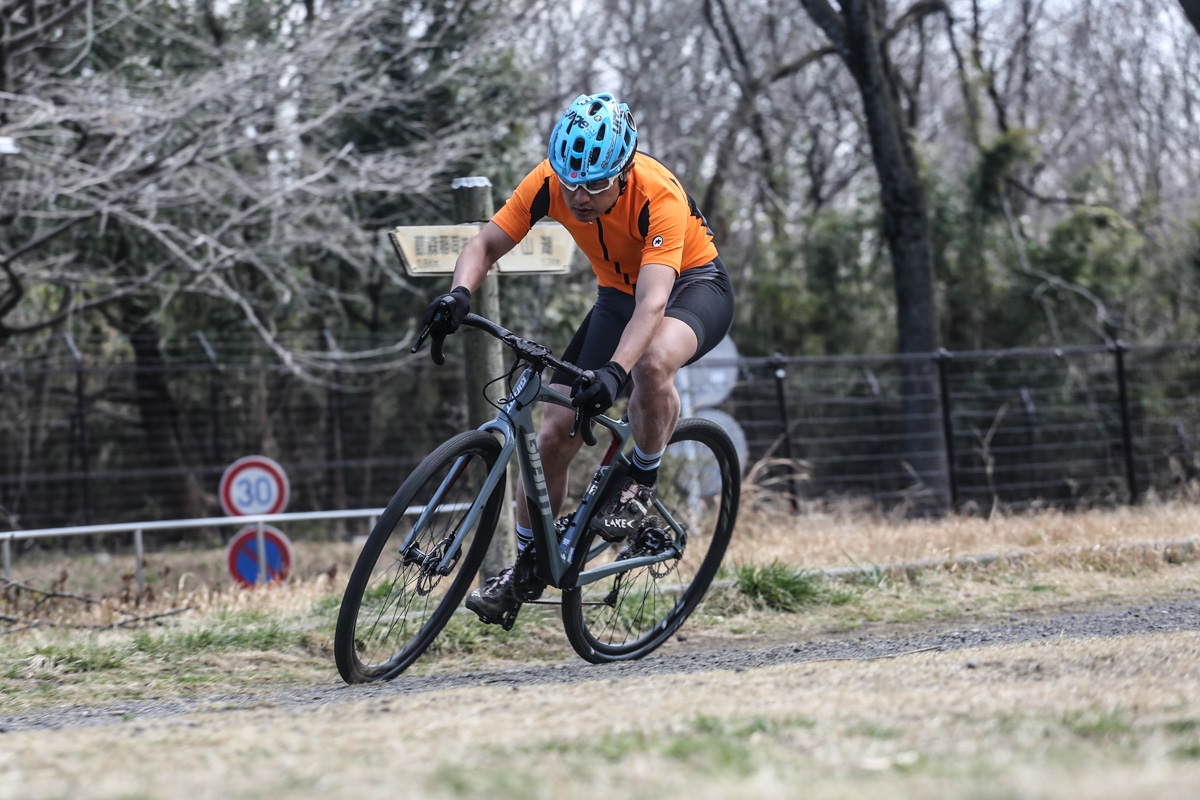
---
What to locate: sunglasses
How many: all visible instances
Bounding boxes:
[564,174,620,195]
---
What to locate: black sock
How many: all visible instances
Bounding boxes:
[627,464,657,487]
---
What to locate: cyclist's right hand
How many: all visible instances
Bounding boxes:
[420,286,471,365]
[423,286,472,335]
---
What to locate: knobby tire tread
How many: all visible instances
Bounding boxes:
[334,430,503,683]
[560,418,740,663]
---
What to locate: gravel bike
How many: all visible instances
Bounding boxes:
[334,313,740,684]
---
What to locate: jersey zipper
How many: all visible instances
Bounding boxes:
[595,218,631,285]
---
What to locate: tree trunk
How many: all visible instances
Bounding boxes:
[1180,0,1200,38]
[123,312,209,523]
[800,0,950,511]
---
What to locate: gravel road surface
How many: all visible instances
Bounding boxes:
[3,595,1198,735]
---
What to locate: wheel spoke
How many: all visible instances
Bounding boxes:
[562,418,740,663]
[335,433,505,684]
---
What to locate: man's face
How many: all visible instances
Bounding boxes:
[559,174,624,223]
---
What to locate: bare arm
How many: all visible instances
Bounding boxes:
[451,221,519,292]
[609,263,677,372]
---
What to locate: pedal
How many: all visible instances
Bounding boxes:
[498,604,521,631]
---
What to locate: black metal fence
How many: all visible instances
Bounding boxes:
[735,341,1200,511]
[2,332,1198,533]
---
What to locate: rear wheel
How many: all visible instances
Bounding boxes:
[335,431,504,683]
[561,418,739,663]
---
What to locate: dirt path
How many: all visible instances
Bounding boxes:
[4,597,1200,799]
[4,594,1200,798]
[3,593,1199,735]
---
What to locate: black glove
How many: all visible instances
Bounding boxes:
[571,361,629,417]
[422,286,471,336]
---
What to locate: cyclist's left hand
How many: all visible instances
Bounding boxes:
[571,360,629,416]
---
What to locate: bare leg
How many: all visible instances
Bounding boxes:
[515,317,696,530]
[626,318,699,456]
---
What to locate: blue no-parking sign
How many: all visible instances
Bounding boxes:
[225,524,294,588]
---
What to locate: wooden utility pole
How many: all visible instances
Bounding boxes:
[452,177,514,579]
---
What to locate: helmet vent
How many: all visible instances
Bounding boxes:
[548,93,639,185]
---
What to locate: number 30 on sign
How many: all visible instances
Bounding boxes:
[219,455,291,517]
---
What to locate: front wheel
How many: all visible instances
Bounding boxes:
[561,417,740,663]
[335,430,504,684]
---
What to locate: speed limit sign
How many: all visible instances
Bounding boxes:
[219,455,290,516]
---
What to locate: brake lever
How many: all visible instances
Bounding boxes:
[411,324,432,355]
[413,296,460,365]
[569,407,598,447]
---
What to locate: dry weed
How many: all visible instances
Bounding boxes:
[725,498,1200,572]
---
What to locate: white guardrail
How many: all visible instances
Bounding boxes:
[1,509,386,595]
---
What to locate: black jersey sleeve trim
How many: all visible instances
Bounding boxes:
[529,178,551,227]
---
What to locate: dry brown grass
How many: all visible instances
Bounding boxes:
[726,498,1200,570]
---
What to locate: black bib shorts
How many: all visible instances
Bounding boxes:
[550,256,735,386]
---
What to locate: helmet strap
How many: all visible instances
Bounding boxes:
[602,165,634,215]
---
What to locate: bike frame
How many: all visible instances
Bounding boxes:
[412,362,687,590]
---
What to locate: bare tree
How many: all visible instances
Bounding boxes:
[799,0,951,509]
[0,0,535,520]
[1,0,524,361]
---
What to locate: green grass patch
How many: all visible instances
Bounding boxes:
[1171,741,1200,760]
[1063,709,1132,740]
[565,714,816,775]
[846,721,900,739]
[131,616,312,657]
[30,641,130,674]
[729,562,856,612]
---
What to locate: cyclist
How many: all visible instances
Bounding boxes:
[424,92,735,625]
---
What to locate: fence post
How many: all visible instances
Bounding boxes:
[323,330,348,537]
[256,520,267,586]
[863,368,885,499]
[1111,340,1139,504]
[769,353,800,512]
[934,350,959,511]
[62,332,93,525]
[195,332,223,464]
[2,536,10,581]
[453,177,513,579]
[134,528,145,598]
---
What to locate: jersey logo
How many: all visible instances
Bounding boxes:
[652,235,664,247]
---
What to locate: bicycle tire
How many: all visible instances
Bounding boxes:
[561,417,740,663]
[335,430,504,684]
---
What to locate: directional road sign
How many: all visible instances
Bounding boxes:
[388,222,574,275]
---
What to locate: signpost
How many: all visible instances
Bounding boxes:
[388,222,574,276]
[219,455,293,587]
[218,455,290,517]
[388,177,577,580]
[225,523,294,588]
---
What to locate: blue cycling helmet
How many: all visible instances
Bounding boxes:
[547,93,638,185]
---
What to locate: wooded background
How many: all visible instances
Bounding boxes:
[2,0,1200,531]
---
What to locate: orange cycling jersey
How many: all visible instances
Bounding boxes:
[491,154,718,294]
